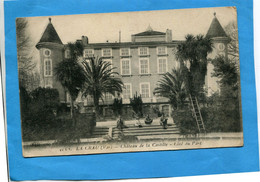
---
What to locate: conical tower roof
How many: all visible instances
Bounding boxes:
[37,18,63,45]
[206,13,228,39]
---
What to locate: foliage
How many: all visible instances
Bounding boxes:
[81,57,123,116]
[16,18,39,91]
[54,42,86,118]
[19,85,31,121]
[55,113,96,144]
[154,68,186,109]
[202,94,241,132]
[21,87,96,142]
[176,34,213,96]
[22,87,60,141]
[202,56,242,132]
[112,97,123,117]
[224,21,239,63]
[130,92,143,117]
[172,109,198,136]
[211,56,239,90]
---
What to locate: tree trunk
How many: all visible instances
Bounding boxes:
[93,95,99,119]
[70,99,74,119]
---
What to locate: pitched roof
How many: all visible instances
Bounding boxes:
[133,30,166,36]
[206,15,228,38]
[38,18,63,44]
[133,25,165,36]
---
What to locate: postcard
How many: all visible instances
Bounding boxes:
[15,7,244,157]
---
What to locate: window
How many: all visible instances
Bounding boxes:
[43,49,51,57]
[44,59,52,76]
[140,83,150,98]
[139,58,149,74]
[66,92,71,102]
[123,83,132,99]
[65,49,70,58]
[139,47,149,55]
[105,93,113,100]
[84,49,94,57]
[44,78,53,88]
[218,43,225,51]
[120,48,130,56]
[102,48,112,57]
[121,59,131,75]
[158,58,167,73]
[157,46,167,55]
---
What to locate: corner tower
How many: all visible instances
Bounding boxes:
[206,12,230,59]
[36,18,65,101]
[206,13,230,95]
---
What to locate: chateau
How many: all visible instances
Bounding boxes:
[36,14,230,117]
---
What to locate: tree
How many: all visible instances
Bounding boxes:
[112,97,123,117]
[154,68,186,110]
[176,34,213,96]
[81,57,123,117]
[209,56,242,132]
[16,18,38,91]
[224,21,239,63]
[130,92,143,117]
[54,42,86,118]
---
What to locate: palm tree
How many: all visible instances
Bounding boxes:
[54,42,85,118]
[154,68,186,110]
[176,34,213,96]
[81,57,123,117]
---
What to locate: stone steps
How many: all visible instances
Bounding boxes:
[91,127,109,138]
[112,125,180,137]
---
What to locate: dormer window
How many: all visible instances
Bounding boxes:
[43,49,51,57]
[102,48,112,57]
[157,46,167,55]
[139,47,149,56]
[84,49,94,58]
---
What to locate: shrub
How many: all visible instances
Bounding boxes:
[130,92,143,116]
[201,93,242,132]
[22,87,60,141]
[112,98,123,117]
[172,109,198,135]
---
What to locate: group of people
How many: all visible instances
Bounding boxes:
[116,112,168,131]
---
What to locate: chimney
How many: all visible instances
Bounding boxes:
[131,35,135,43]
[166,29,172,42]
[119,30,121,43]
[81,36,89,45]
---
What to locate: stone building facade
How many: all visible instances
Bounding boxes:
[36,14,230,117]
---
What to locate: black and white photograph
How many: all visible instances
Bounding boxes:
[17,7,243,157]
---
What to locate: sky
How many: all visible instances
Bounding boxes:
[24,6,237,67]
